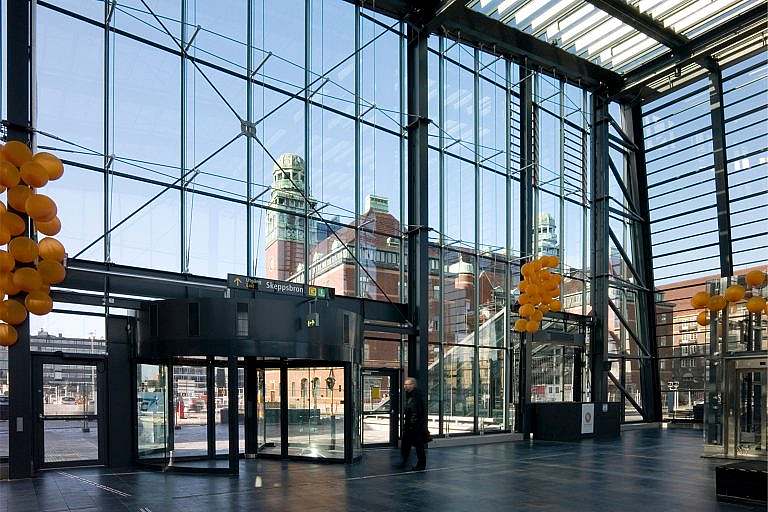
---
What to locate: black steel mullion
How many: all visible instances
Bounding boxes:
[516,63,534,434]
[7,0,34,480]
[406,24,430,406]
[206,360,215,458]
[590,93,610,404]
[708,62,734,277]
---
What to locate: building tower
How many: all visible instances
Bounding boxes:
[536,212,560,259]
[265,153,316,280]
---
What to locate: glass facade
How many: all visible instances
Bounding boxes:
[24,1,595,440]
[642,54,768,425]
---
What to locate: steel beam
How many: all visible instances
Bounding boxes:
[590,93,610,404]
[581,0,688,49]
[347,0,622,93]
[516,63,534,433]
[707,61,733,277]
[620,3,766,97]
[406,24,430,397]
[7,0,35,480]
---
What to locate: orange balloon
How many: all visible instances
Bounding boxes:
[745,270,766,288]
[518,280,529,293]
[8,236,38,263]
[25,194,57,222]
[35,216,61,236]
[707,295,727,312]
[0,273,20,296]
[539,304,550,314]
[1,211,25,237]
[0,201,5,215]
[0,251,14,273]
[0,162,20,188]
[20,161,49,188]
[0,299,27,325]
[0,185,5,194]
[519,303,535,318]
[513,318,527,332]
[696,311,708,326]
[691,291,710,309]
[746,296,766,314]
[549,299,562,312]
[518,293,532,306]
[8,185,34,212]
[0,323,18,347]
[32,152,64,181]
[521,262,534,277]
[724,284,745,302]
[0,228,10,246]
[3,141,33,167]
[530,309,544,322]
[38,237,65,262]
[25,291,53,316]
[525,320,540,333]
[37,282,50,294]
[37,260,66,285]
[13,267,43,292]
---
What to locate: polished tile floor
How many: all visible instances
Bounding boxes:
[0,429,761,512]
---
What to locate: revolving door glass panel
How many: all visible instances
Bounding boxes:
[287,367,345,459]
[137,364,168,460]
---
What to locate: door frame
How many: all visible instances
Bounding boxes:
[249,359,351,462]
[361,367,401,448]
[33,352,108,469]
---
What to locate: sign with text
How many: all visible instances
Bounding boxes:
[581,403,595,434]
[227,274,334,300]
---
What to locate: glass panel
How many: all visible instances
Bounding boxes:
[42,363,99,463]
[259,369,281,455]
[443,344,475,435]
[530,345,575,403]
[31,312,106,354]
[736,369,766,457]
[363,338,401,369]
[214,366,245,455]
[286,367,344,459]
[137,364,168,460]
[362,373,392,445]
[172,365,208,457]
[478,348,505,431]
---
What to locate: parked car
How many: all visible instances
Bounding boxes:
[60,396,77,404]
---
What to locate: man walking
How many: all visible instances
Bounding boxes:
[401,377,427,471]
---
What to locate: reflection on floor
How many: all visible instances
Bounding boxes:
[1,429,762,512]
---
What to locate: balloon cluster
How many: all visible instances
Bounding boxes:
[691,269,767,327]
[0,141,66,347]
[513,255,562,334]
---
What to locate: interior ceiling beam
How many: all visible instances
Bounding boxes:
[350,0,623,93]
[582,0,688,49]
[618,3,767,98]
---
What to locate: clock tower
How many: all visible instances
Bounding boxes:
[265,153,316,280]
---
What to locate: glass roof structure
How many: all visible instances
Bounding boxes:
[470,0,766,74]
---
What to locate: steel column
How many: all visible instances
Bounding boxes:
[7,0,35,480]
[707,61,733,278]
[590,93,610,404]
[227,358,239,472]
[621,102,661,421]
[406,25,430,397]
[516,63,534,433]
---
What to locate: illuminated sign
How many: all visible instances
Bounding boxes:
[227,274,334,300]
